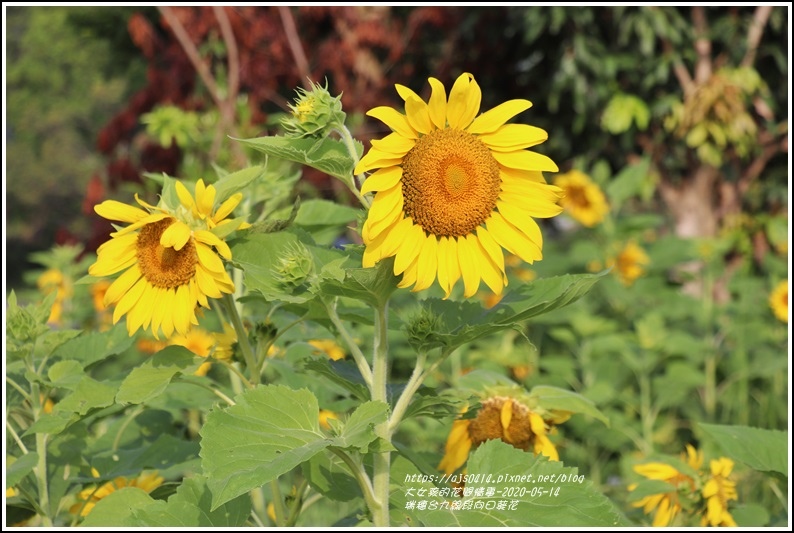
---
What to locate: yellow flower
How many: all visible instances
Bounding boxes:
[70,470,164,517]
[553,169,609,227]
[89,179,246,338]
[769,280,788,322]
[356,72,563,298]
[609,241,650,286]
[438,396,562,475]
[630,444,701,527]
[308,339,346,361]
[37,268,73,325]
[319,409,339,430]
[701,458,738,527]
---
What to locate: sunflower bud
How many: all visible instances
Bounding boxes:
[404,306,443,351]
[274,242,314,289]
[282,80,346,138]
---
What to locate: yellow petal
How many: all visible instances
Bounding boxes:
[366,106,418,139]
[360,166,403,196]
[370,133,415,155]
[427,77,447,130]
[149,287,166,339]
[485,211,542,263]
[500,165,546,183]
[491,150,559,173]
[497,200,545,248]
[479,123,549,151]
[196,242,225,274]
[113,277,147,326]
[457,235,481,298]
[173,284,192,335]
[467,99,533,135]
[197,181,216,217]
[397,255,419,289]
[499,191,563,220]
[195,265,223,299]
[436,237,450,298]
[379,216,414,259]
[501,177,565,202]
[404,95,432,135]
[175,180,196,211]
[160,221,192,251]
[213,192,242,223]
[393,222,424,275]
[500,398,513,431]
[94,200,148,223]
[195,230,231,260]
[412,235,438,292]
[476,238,505,295]
[354,147,405,175]
[365,186,404,239]
[104,264,142,305]
[476,227,506,283]
[446,235,462,297]
[447,72,480,130]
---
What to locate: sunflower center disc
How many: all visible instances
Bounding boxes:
[136,218,197,288]
[401,128,501,238]
[468,397,533,451]
[566,184,590,208]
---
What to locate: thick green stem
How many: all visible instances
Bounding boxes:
[371,302,391,527]
[223,293,258,386]
[31,383,53,526]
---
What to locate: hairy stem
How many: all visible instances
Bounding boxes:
[371,302,391,526]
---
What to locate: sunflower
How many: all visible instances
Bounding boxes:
[438,396,564,476]
[769,280,788,323]
[89,179,246,338]
[609,240,650,286]
[629,444,702,527]
[553,169,609,227]
[37,268,72,325]
[309,339,346,361]
[355,72,564,298]
[168,325,236,376]
[700,458,738,527]
[70,470,164,517]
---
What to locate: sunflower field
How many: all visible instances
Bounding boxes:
[4,6,790,529]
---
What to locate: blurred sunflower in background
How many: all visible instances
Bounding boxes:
[89,179,248,338]
[70,470,164,517]
[356,72,563,298]
[768,280,788,322]
[609,240,650,286]
[553,169,609,227]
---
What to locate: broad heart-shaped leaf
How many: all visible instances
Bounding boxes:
[419,272,607,352]
[320,254,400,308]
[51,324,136,367]
[116,346,199,405]
[211,164,266,204]
[88,433,200,480]
[394,440,629,527]
[302,451,361,503]
[6,453,39,487]
[333,401,389,451]
[698,423,788,476]
[130,475,251,527]
[52,375,116,415]
[271,198,361,245]
[200,385,327,510]
[303,358,370,402]
[528,385,610,426]
[79,487,156,527]
[236,135,359,182]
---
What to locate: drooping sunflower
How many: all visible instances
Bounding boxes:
[553,169,609,227]
[89,179,246,338]
[355,73,564,298]
[629,444,702,527]
[70,470,164,517]
[438,396,567,476]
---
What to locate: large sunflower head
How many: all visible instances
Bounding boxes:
[88,179,247,339]
[355,73,564,298]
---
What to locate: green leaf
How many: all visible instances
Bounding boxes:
[303,358,370,402]
[236,135,357,182]
[698,423,788,476]
[320,254,400,308]
[53,376,116,415]
[731,503,771,527]
[116,346,199,405]
[24,411,77,436]
[6,453,39,487]
[625,479,675,503]
[89,434,200,480]
[52,324,136,367]
[302,451,361,503]
[201,385,328,510]
[271,198,360,245]
[528,385,610,426]
[130,476,251,527]
[211,165,266,204]
[47,359,85,390]
[420,272,606,352]
[333,401,388,451]
[412,440,629,527]
[79,487,156,527]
